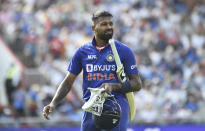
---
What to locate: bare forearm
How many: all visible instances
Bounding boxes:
[111,80,141,93]
[111,74,142,93]
[51,79,71,106]
[110,83,122,92]
[129,77,142,91]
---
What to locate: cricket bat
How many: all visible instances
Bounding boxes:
[109,39,136,121]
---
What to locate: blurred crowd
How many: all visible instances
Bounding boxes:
[0,0,205,127]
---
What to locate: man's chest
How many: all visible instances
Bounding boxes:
[82,49,116,72]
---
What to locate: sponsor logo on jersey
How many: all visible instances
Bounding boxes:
[86,64,116,72]
[131,65,137,69]
[86,64,93,72]
[87,73,116,81]
[106,54,114,62]
[88,55,97,60]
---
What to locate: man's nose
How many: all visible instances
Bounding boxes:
[108,26,113,30]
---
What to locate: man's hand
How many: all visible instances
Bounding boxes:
[43,103,56,120]
[100,83,124,93]
[100,83,113,93]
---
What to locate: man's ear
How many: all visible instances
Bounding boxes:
[92,25,95,32]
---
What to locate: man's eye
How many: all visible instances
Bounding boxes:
[100,22,113,26]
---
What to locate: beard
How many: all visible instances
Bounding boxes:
[97,29,113,42]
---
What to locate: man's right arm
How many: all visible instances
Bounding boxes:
[43,72,77,120]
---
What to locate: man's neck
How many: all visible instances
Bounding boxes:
[95,37,108,47]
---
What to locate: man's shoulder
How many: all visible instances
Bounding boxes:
[114,40,131,51]
[79,42,93,50]
[75,41,92,52]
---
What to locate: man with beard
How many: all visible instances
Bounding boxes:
[43,10,142,131]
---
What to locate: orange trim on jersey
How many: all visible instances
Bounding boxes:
[96,47,102,52]
[96,44,109,52]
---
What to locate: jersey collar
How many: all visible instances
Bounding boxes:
[91,37,110,52]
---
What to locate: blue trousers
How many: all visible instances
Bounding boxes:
[81,96,129,131]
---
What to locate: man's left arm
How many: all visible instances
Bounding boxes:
[101,44,142,93]
[127,72,142,92]
[101,72,142,93]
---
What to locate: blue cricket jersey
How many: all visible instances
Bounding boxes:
[68,38,138,101]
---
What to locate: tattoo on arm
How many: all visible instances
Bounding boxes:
[129,73,142,92]
[110,83,122,92]
[51,79,71,106]
[51,73,76,106]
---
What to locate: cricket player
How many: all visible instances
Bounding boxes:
[43,10,142,131]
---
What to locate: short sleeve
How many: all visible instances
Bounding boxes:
[67,48,82,75]
[122,46,138,75]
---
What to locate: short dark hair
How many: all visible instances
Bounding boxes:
[92,10,113,25]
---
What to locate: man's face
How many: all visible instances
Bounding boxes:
[93,16,113,42]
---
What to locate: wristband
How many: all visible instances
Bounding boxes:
[121,80,132,93]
